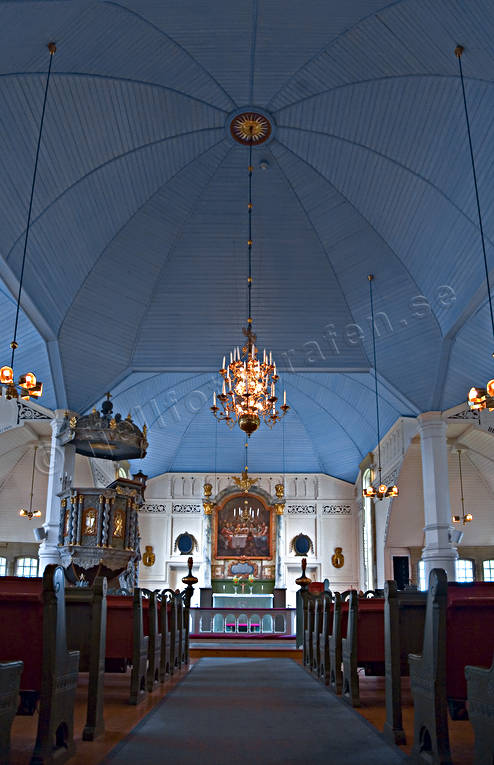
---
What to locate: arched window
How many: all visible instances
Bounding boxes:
[483,560,494,582]
[0,557,6,576]
[455,559,474,583]
[418,561,426,591]
[15,557,38,577]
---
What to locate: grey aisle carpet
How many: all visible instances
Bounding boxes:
[104,658,408,764]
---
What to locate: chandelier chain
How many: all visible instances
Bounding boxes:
[456,47,494,342]
[368,275,382,480]
[248,132,253,323]
[11,45,55,369]
[458,449,465,515]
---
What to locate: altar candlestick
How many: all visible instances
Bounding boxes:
[213,391,216,407]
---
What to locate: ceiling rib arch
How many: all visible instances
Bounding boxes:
[103,0,238,111]
[129,143,234,362]
[58,136,228,338]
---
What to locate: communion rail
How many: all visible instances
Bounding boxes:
[189,607,296,637]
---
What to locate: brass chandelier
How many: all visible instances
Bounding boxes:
[211,116,288,436]
[362,275,399,501]
[453,46,494,412]
[0,44,56,401]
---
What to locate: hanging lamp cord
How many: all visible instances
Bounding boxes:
[247,128,253,329]
[29,445,38,513]
[456,45,494,347]
[368,275,382,482]
[11,43,56,369]
[458,449,465,518]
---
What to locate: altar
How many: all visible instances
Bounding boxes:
[212,593,274,609]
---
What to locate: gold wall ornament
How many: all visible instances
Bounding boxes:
[69,416,77,429]
[203,500,215,515]
[275,483,285,499]
[274,502,285,515]
[331,547,345,569]
[230,467,259,493]
[142,545,155,567]
[203,482,213,498]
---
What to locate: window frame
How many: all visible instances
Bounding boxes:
[455,558,475,583]
[0,556,7,576]
[483,559,494,582]
[417,560,427,591]
[15,556,39,578]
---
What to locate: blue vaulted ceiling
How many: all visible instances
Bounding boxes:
[0,0,493,481]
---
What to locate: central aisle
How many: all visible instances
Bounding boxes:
[104,659,408,764]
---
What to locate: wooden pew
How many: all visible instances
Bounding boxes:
[176,593,184,670]
[161,589,180,675]
[301,591,316,669]
[159,590,173,681]
[383,580,426,745]
[317,590,334,683]
[329,594,345,695]
[409,570,494,765]
[0,661,23,765]
[341,592,385,707]
[105,589,148,705]
[65,577,107,741]
[142,590,162,692]
[465,652,494,765]
[0,566,80,765]
[311,594,326,674]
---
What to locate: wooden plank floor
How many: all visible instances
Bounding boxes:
[9,664,476,764]
[9,667,193,765]
[354,675,475,763]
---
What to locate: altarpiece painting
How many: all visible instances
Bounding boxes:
[215,495,271,559]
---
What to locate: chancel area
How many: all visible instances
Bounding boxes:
[1,3,494,764]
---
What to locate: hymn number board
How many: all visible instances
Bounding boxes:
[215,494,272,560]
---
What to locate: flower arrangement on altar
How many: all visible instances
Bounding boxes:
[248,574,255,585]
[232,575,239,586]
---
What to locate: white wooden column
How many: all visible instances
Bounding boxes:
[38,410,75,573]
[275,512,286,588]
[202,513,212,588]
[418,412,457,581]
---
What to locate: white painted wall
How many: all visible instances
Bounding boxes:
[138,472,359,606]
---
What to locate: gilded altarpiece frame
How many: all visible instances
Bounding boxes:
[214,493,274,561]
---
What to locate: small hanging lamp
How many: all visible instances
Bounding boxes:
[362,275,399,500]
[19,445,42,519]
[0,44,56,401]
[452,450,473,525]
[454,46,494,411]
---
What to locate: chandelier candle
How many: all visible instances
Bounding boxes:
[211,113,289,436]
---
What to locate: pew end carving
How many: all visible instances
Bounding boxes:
[466,652,494,765]
[383,579,426,746]
[65,576,107,741]
[0,661,23,764]
[408,569,451,765]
